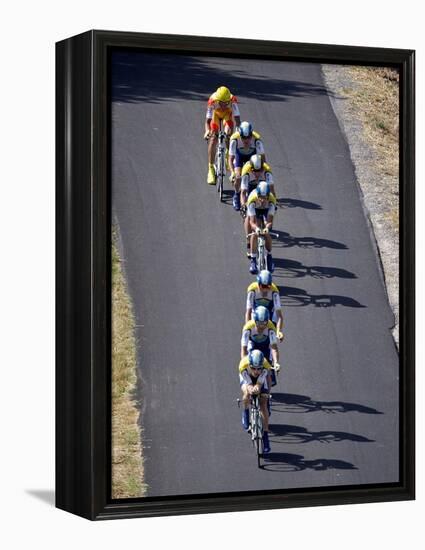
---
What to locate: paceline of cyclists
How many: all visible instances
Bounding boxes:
[204,86,284,454]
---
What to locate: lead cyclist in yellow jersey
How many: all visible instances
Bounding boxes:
[204,86,241,185]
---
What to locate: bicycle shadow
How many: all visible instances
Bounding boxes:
[275,286,366,308]
[272,258,357,280]
[216,189,234,206]
[270,393,383,415]
[260,452,358,472]
[277,198,322,210]
[268,423,374,444]
[271,230,348,250]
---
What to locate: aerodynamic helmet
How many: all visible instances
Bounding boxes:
[257,270,272,286]
[215,86,231,103]
[239,121,253,138]
[250,154,263,171]
[253,305,270,323]
[248,349,264,369]
[256,180,270,198]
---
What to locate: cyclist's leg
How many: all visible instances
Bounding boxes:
[240,383,250,430]
[265,214,274,271]
[207,112,223,183]
[232,153,242,210]
[208,117,219,164]
[259,393,270,432]
[244,216,251,257]
[260,389,271,453]
[249,217,258,273]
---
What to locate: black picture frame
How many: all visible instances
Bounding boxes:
[56,30,415,520]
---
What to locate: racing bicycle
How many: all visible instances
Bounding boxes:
[247,228,279,271]
[214,129,227,202]
[238,393,272,468]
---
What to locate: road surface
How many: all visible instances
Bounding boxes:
[112,52,399,497]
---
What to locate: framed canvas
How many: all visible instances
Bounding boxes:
[56,30,415,520]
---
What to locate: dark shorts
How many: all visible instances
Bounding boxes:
[234,150,254,169]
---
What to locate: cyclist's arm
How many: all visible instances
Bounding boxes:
[241,330,250,359]
[273,293,284,338]
[245,291,254,323]
[255,140,266,162]
[275,311,284,339]
[250,216,260,233]
[231,101,241,128]
[240,369,252,387]
[271,345,279,365]
[265,213,274,230]
[269,330,279,364]
[241,175,250,205]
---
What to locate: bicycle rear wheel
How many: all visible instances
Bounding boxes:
[258,239,267,271]
[256,414,263,467]
[217,151,225,202]
[218,172,224,201]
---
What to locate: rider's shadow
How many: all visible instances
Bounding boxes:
[260,452,358,472]
[270,393,383,415]
[272,258,357,280]
[272,230,348,250]
[276,285,366,308]
[217,189,234,206]
[277,198,322,210]
[268,423,374,444]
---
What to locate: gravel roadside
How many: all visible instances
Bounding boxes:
[322,64,399,348]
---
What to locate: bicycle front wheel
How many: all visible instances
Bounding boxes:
[258,239,267,272]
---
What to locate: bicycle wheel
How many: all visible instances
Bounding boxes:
[258,238,267,271]
[256,412,264,467]
[218,150,225,202]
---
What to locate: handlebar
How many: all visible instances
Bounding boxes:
[247,231,279,238]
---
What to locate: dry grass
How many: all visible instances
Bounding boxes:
[111,231,146,499]
[344,66,399,228]
[346,67,399,176]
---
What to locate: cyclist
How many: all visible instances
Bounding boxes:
[241,305,280,368]
[204,86,241,185]
[229,122,265,211]
[241,154,275,205]
[241,155,275,258]
[239,349,272,453]
[246,181,277,274]
[246,270,284,342]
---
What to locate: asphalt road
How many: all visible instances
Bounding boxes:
[112,52,399,497]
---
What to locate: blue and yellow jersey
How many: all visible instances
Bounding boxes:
[246,190,277,216]
[238,355,272,374]
[241,319,277,347]
[241,161,272,178]
[246,282,281,313]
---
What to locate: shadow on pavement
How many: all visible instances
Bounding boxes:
[277,197,322,210]
[112,52,335,104]
[272,258,357,280]
[269,423,374,444]
[260,452,357,472]
[275,285,365,308]
[270,393,383,415]
[272,230,348,249]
